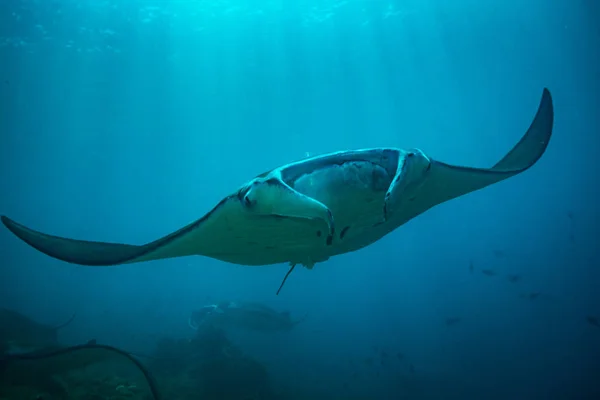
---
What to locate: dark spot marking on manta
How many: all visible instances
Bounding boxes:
[316,230,322,237]
[323,215,335,246]
[340,226,350,239]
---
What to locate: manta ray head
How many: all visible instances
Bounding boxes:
[384,148,432,220]
[236,179,259,208]
[188,305,219,330]
[237,175,286,215]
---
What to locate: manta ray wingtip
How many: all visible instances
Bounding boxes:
[1,215,12,226]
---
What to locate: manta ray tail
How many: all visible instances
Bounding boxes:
[416,88,554,209]
[276,264,296,295]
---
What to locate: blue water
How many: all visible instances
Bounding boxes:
[1,0,599,398]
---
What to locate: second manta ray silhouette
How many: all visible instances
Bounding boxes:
[2,89,554,294]
[0,307,75,354]
[188,301,305,332]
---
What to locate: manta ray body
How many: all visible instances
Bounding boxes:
[1,89,554,278]
[188,301,303,332]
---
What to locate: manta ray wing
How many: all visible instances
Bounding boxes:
[1,215,145,266]
[1,192,324,266]
[391,88,553,225]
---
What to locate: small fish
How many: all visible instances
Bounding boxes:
[409,364,415,374]
[586,316,600,328]
[507,274,521,283]
[493,250,505,258]
[396,352,404,361]
[380,351,390,367]
[520,292,541,300]
[469,260,474,274]
[445,317,461,326]
[481,269,496,276]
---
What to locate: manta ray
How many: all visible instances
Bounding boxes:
[188,301,305,332]
[0,340,161,400]
[0,307,75,354]
[1,89,554,293]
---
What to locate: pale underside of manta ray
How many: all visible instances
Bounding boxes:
[2,89,554,282]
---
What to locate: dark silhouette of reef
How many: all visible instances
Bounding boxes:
[149,324,274,400]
